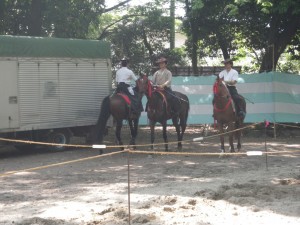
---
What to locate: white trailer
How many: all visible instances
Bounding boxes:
[0,35,112,150]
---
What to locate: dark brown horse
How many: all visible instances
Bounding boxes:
[92,77,144,152]
[136,75,190,151]
[213,77,246,152]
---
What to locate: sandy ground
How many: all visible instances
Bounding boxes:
[0,125,299,225]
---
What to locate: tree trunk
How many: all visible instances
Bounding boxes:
[191,27,198,75]
[142,27,154,56]
[259,12,300,72]
[170,0,175,50]
[216,31,230,60]
[28,0,42,36]
[185,0,198,75]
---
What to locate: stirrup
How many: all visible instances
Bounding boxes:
[238,111,246,118]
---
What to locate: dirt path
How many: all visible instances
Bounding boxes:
[0,126,299,225]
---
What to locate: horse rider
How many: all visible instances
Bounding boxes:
[218,58,246,118]
[115,58,142,116]
[152,57,180,115]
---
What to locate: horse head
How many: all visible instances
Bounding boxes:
[213,77,229,98]
[136,74,152,97]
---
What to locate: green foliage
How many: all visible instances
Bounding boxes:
[0,0,105,38]
[100,2,187,75]
[1,0,299,74]
[181,0,300,73]
[278,55,300,74]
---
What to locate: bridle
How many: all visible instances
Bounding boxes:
[213,79,232,112]
[136,74,153,97]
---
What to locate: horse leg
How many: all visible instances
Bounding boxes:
[228,122,235,152]
[179,114,187,150]
[128,119,138,149]
[236,131,241,152]
[172,117,181,150]
[236,120,242,152]
[162,122,168,151]
[150,120,155,150]
[218,123,225,152]
[115,120,124,150]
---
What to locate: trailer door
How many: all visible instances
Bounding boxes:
[0,61,19,129]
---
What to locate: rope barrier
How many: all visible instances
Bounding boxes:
[128,149,300,156]
[0,121,295,150]
[1,147,299,178]
[129,150,246,156]
[191,122,263,142]
[274,123,300,129]
[1,120,298,225]
[0,150,126,178]
[0,121,299,179]
[0,137,92,148]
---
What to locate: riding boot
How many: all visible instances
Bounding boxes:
[138,101,144,112]
[235,97,246,118]
[130,95,143,116]
[131,100,139,115]
[171,96,180,115]
[238,103,246,118]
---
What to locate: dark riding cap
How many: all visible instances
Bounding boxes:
[222,58,234,65]
[120,57,129,66]
[120,57,129,62]
[156,57,168,64]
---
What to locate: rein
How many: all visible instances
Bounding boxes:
[213,97,232,112]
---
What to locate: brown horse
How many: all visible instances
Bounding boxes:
[92,77,144,152]
[136,75,190,151]
[213,77,246,152]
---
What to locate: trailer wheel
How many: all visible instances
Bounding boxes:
[47,129,71,151]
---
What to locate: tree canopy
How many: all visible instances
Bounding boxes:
[0,0,299,74]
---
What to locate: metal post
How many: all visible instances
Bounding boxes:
[272,44,275,71]
[127,152,131,224]
[265,122,269,171]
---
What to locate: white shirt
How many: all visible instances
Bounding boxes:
[116,67,137,85]
[219,68,239,86]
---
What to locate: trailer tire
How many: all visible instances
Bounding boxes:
[47,129,71,151]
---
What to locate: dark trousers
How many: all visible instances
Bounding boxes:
[227,86,242,112]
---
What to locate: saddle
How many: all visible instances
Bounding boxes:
[146,89,169,110]
[149,89,179,117]
[116,92,131,105]
[115,92,141,118]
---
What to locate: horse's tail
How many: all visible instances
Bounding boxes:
[91,96,111,144]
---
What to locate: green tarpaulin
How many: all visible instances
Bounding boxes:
[0,35,110,59]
